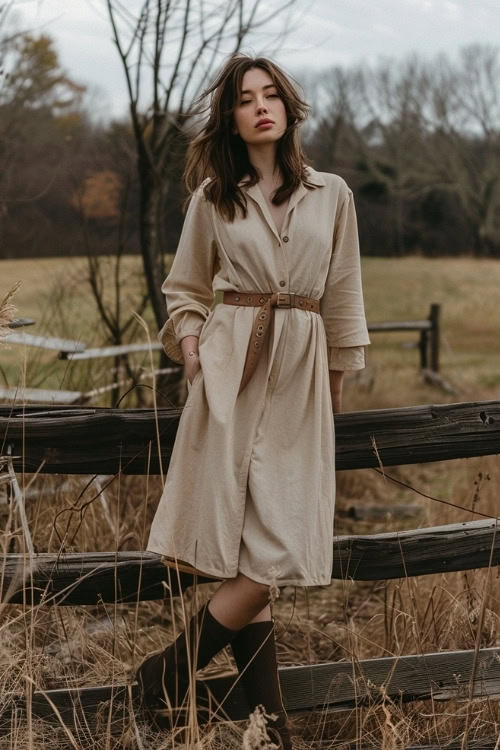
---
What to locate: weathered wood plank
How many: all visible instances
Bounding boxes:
[0,387,82,404]
[368,320,431,332]
[3,648,499,728]
[0,368,184,406]
[337,502,422,521]
[334,400,500,470]
[59,342,163,360]
[333,518,500,581]
[0,400,499,475]
[8,318,35,329]
[1,551,212,603]
[3,332,86,352]
[2,520,498,604]
[422,368,457,395]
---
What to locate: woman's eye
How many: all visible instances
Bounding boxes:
[240,100,251,105]
[267,94,279,98]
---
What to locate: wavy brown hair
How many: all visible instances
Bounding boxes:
[184,54,314,221]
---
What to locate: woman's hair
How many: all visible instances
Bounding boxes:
[184,53,314,221]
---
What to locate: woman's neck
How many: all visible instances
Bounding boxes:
[246,143,281,185]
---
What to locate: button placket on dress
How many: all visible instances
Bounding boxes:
[277,215,291,294]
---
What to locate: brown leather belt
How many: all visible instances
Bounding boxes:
[220,290,321,395]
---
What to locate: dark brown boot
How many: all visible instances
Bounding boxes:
[135,601,238,728]
[230,618,293,750]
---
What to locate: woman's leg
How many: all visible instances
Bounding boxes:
[248,604,272,622]
[209,578,291,746]
[207,573,272,629]
[230,608,292,750]
[136,572,272,720]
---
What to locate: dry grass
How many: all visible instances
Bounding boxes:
[2,255,500,403]
[1,255,500,748]
[357,256,500,408]
[0,282,20,345]
[0,257,152,398]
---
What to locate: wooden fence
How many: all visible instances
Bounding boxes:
[368,302,441,373]
[2,303,441,407]
[8,303,441,369]
[0,399,499,747]
[7,318,35,329]
[2,399,497,474]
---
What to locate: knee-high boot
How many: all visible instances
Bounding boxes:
[135,601,238,728]
[230,618,293,750]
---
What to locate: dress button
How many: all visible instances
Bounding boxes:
[279,280,286,287]
[282,236,289,243]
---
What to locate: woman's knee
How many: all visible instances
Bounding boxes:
[239,574,272,605]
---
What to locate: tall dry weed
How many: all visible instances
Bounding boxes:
[0,281,20,345]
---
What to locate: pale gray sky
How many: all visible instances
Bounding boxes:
[15,0,500,119]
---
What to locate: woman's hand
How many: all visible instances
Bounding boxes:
[181,335,202,384]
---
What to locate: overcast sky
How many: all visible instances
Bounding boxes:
[14,0,500,120]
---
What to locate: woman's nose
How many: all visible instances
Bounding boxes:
[256,100,268,114]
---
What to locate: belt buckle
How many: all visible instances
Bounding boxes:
[276,292,292,307]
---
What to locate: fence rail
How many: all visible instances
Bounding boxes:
[0,367,182,406]
[3,332,86,352]
[368,302,440,372]
[8,318,35,329]
[58,341,163,360]
[1,397,499,740]
[2,519,498,605]
[1,400,499,475]
[5,647,500,729]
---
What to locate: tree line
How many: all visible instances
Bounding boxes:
[1,21,500,281]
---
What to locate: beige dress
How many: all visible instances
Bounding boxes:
[147,166,370,587]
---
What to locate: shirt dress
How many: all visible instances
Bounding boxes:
[147,166,370,587]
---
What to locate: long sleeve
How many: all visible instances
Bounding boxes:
[158,187,217,364]
[320,188,370,369]
[327,345,366,371]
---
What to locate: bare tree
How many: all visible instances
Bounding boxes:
[105,0,299,337]
[309,66,359,169]
[348,55,437,254]
[79,172,150,406]
[426,45,500,254]
[338,46,500,255]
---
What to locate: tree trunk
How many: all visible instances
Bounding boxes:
[137,151,185,404]
[138,164,166,331]
[394,192,406,256]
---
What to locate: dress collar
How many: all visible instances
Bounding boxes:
[237,165,325,189]
[236,166,324,240]
[302,166,326,186]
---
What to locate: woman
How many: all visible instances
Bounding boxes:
[136,54,370,747]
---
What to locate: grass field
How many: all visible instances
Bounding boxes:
[1,255,499,748]
[2,255,500,404]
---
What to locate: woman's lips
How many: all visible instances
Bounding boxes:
[256,122,273,129]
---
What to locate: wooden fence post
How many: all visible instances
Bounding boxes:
[419,329,429,370]
[429,303,440,373]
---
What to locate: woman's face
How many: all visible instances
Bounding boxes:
[232,67,287,147]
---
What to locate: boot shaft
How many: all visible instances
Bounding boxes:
[136,601,238,707]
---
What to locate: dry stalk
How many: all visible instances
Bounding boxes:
[0,281,21,345]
